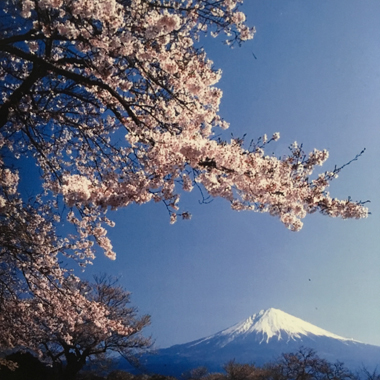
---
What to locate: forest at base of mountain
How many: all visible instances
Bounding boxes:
[1,347,379,380]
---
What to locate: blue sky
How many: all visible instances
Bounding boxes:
[82,1,380,348]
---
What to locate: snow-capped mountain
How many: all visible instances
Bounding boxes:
[190,308,355,346]
[136,308,380,376]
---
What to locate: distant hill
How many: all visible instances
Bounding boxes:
[129,308,380,376]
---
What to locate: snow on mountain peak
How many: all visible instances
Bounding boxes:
[220,308,353,343]
[189,308,360,349]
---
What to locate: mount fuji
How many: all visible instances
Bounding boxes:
[137,308,380,375]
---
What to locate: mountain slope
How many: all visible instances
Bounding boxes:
[187,308,354,346]
[137,308,380,375]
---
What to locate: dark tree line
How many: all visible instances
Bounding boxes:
[2,347,378,380]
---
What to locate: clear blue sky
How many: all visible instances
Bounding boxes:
[83,1,380,348]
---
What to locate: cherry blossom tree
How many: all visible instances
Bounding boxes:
[37,275,151,379]
[0,276,150,380]
[0,0,368,370]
